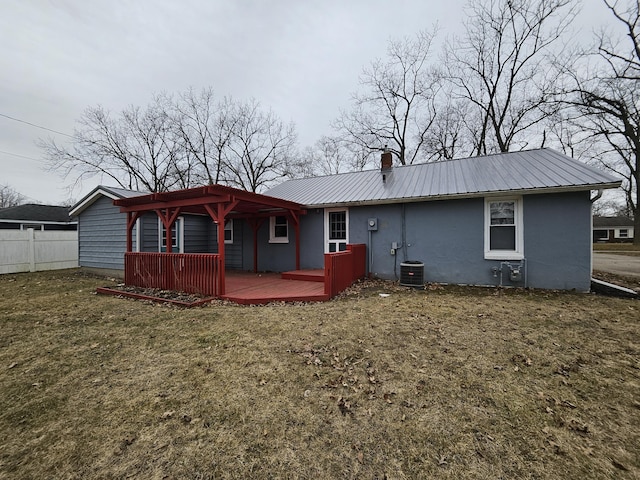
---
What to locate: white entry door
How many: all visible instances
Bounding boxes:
[325,208,349,253]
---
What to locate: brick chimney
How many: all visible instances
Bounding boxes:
[380,147,392,170]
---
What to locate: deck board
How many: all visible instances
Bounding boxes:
[222,272,328,304]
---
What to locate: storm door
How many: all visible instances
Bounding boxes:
[325,208,349,253]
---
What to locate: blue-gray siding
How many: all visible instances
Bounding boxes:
[78,196,129,270]
[253,191,592,291]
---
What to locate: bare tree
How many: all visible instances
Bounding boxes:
[40,97,188,193]
[172,88,238,186]
[563,0,639,243]
[300,136,375,176]
[224,99,298,192]
[0,184,27,208]
[335,29,440,166]
[444,0,578,155]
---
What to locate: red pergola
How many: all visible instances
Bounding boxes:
[114,184,306,294]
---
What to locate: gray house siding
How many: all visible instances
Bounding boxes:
[247,210,325,272]
[207,219,242,269]
[78,196,129,270]
[284,192,591,291]
[183,215,210,253]
[522,191,591,291]
[140,214,158,252]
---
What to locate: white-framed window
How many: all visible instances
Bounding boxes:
[324,208,349,253]
[269,215,289,243]
[484,197,523,260]
[21,224,43,231]
[618,229,629,238]
[215,219,234,244]
[159,216,184,253]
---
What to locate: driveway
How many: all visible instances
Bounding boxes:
[593,252,640,277]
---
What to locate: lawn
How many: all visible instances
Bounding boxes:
[0,270,638,479]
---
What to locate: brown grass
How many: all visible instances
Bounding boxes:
[0,270,638,479]
[594,243,640,252]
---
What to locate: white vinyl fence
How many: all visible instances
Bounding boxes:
[0,229,78,274]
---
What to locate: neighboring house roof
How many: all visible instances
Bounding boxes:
[266,149,621,207]
[70,185,144,217]
[0,204,75,224]
[593,216,634,228]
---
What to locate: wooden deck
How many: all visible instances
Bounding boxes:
[222,271,329,304]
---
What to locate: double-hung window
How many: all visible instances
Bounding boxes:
[269,215,289,243]
[484,198,523,260]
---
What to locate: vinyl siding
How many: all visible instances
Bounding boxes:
[78,196,127,270]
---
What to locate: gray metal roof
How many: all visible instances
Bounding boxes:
[266,149,621,207]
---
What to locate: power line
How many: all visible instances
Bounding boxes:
[0,149,45,162]
[0,112,73,138]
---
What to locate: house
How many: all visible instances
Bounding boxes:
[0,204,77,230]
[593,216,634,243]
[71,148,620,298]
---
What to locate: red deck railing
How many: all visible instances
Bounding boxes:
[125,252,220,296]
[324,243,367,298]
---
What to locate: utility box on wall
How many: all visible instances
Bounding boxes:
[367,218,378,231]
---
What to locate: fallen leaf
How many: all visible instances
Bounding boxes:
[161,410,175,420]
[8,362,17,369]
[357,451,364,463]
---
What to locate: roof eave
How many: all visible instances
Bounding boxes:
[299,182,622,209]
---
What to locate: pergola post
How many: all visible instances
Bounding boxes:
[126,212,142,252]
[290,211,301,271]
[155,207,181,253]
[217,203,226,295]
[247,218,265,273]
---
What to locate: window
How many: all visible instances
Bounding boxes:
[325,208,348,253]
[618,229,629,238]
[159,217,183,253]
[484,198,523,260]
[269,215,289,243]
[225,219,233,244]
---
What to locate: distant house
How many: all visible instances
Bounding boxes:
[0,204,79,274]
[71,149,620,296]
[593,216,634,243]
[0,204,77,230]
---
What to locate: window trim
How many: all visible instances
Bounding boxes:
[617,228,629,238]
[269,215,289,243]
[224,219,233,244]
[484,197,524,260]
[324,207,349,253]
[158,216,184,253]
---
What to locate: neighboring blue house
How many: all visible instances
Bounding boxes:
[71,149,620,291]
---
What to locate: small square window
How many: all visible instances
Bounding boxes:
[619,229,628,238]
[269,215,289,243]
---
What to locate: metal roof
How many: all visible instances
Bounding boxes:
[266,149,621,207]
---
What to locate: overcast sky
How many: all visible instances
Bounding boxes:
[0,0,613,205]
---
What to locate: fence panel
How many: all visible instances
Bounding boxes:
[0,229,78,274]
[125,252,220,296]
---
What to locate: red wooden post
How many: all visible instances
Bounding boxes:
[217,203,226,295]
[294,218,301,271]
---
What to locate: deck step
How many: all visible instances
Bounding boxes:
[281,269,325,282]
